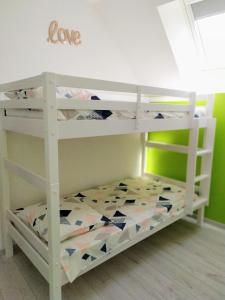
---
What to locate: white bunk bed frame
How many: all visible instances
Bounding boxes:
[0,72,216,300]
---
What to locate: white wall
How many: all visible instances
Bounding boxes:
[0,0,136,83]
[92,0,181,88]
[0,0,181,249]
[7,133,142,207]
[0,0,182,86]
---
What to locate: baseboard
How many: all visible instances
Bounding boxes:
[184,214,225,234]
[204,217,225,230]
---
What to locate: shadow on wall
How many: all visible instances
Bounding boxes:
[6,133,142,209]
[146,94,225,225]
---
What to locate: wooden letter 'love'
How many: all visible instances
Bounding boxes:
[47,20,81,46]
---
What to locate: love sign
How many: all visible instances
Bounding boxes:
[47,20,81,46]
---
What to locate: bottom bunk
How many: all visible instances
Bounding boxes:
[10,175,201,284]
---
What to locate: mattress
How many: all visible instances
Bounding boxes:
[15,176,198,282]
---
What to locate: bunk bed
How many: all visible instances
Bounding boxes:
[0,73,216,300]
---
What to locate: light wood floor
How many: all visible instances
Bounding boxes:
[0,219,225,300]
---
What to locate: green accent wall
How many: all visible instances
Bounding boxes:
[146,94,225,225]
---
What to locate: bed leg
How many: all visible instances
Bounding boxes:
[197,206,205,227]
[4,225,14,258]
[49,281,62,300]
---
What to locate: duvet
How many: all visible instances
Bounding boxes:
[15,176,198,282]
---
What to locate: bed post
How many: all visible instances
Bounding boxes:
[206,94,214,117]
[0,118,14,257]
[197,111,216,226]
[135,86,142,131]
[141,132,148,176]
[186,92,198,214]
[43,72,62,300]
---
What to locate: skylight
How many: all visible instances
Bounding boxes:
[196,12,225,70]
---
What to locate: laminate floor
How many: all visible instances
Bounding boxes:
[0,220,225,300]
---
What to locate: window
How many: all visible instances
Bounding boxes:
[158,0,225,91]
[186,0,225,70]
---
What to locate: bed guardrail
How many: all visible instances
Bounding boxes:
[0,72,194,110]
[0,73,214,121]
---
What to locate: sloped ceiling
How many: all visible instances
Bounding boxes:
[91,0,182,88]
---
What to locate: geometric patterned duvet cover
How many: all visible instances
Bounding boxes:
[60,176,198,282]
[15,198,107,243]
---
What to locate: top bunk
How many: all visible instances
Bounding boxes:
[0,72,214,139]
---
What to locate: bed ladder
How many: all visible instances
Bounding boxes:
[186,117,216,225]
[142,101,216,225]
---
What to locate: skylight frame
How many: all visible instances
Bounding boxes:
[184,0,225,71]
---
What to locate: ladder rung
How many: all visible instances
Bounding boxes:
[146,142,188,154]
[146,143,212,157]
[193,197,208,210]
[197,149,212,156]
[195,174,209,183]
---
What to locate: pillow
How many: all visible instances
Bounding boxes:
[15,197,109,242]
[4,87,94,100]
[4,87,43,100]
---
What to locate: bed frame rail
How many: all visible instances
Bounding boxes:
[0,73,214,140]
[7,210,49,261]
[4,159,47,191]
[0,74,43,93]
